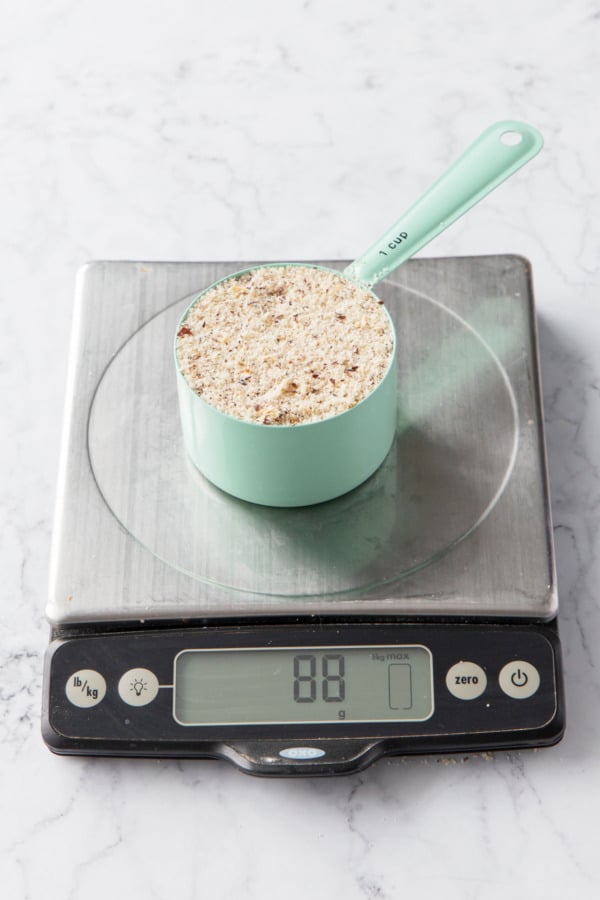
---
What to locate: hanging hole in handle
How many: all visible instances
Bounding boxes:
[500,130,523,147]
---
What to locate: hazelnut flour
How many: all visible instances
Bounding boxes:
[176,265,394,425]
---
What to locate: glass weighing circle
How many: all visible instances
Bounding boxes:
[88,279,518,600]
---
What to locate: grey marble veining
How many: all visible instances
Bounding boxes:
[1,0,600,897]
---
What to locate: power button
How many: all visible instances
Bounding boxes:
[499,661,540,699]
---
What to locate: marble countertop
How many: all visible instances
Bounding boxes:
[2,1,600,897]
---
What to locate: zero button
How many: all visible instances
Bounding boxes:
[446,661,487,700]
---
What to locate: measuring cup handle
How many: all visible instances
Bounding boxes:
[344,121,544,288]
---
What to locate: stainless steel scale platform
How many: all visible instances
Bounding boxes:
[42,256,564,775]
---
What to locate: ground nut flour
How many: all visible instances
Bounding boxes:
[176,266,394,425]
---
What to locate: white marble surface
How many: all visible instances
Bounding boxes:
[1,0,600,896]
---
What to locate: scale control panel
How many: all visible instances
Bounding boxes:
[43,622,564,776]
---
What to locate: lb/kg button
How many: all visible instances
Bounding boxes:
[446,661,487,700]
[499,661,540,699]
[65,669,106,708]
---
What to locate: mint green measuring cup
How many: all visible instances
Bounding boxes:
[176,120,543,507]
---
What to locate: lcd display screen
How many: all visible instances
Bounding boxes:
[174,645,433,725]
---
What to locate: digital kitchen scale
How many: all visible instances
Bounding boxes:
[42,256,565,776]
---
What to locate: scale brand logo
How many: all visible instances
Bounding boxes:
[279,747,326,760]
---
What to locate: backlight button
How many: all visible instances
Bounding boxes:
[118,668,160,706]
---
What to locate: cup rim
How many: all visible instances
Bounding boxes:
[174,262,397,431]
